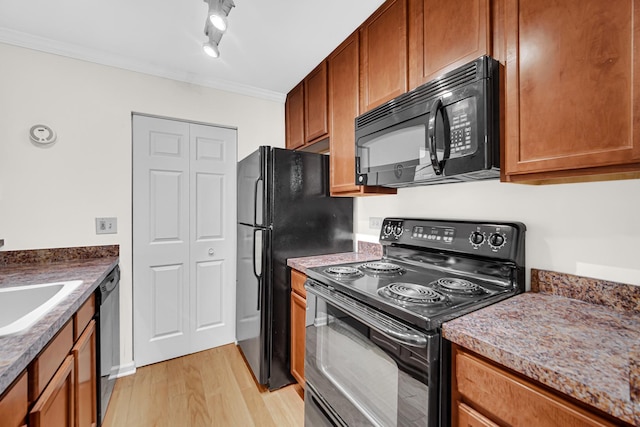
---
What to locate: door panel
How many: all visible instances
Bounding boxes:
[195,260,224,329]
[133,115,190,366]
[195,173,224,239]
[133,115,236,367]
[150,264,185,339]
[189,123,236,353]
[149,170,184,242]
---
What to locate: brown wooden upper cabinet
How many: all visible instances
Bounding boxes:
[285,81,305,150]
[500,0,640,183]
[328,32,397,197]
[304,62,329,143]
[408,0,491,89]
[360,0,409,112]
[285,62,329,151]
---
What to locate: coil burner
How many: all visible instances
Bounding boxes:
[323,266,363,279]
[360,262,406,276]
[434,278,486,295]
[378,283,447,305]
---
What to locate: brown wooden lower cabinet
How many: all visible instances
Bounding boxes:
[0,294,99,427]
[290,269,307,387]
[29,355,75,427]
[452,344,621,427]
[0,370,28,427]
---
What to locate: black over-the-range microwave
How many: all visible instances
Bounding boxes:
[355,55,500,187]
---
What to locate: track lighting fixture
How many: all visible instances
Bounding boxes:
[203,23,223,58]
[202,0,234,58]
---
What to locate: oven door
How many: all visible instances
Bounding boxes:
[305,281,440,427]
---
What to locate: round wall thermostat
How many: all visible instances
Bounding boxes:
[29,125,57,145]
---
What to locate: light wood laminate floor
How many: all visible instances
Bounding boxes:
[102,344,304,427]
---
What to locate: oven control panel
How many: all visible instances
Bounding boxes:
[379,218,525,261]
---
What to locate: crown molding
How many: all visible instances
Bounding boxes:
[0,28,286,103]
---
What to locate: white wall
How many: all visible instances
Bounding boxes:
[355,178,640,287]
[0,43,285,367]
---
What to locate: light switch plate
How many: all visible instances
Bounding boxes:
[96,217,117,234]
[369,217,383,230]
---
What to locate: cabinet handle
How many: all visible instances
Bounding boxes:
[208,248,215,256]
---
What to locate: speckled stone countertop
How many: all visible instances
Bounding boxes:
[287,241,382,274]
[0,246,119,395]
[443,269,640,425]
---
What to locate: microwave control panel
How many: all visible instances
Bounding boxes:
[447,97,477,158]
[379,218,524,262]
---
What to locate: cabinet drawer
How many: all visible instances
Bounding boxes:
[291,269,306,298]
[0,370,28,427]
[74,293,95,341]
[29,320,73,402]
[457,402,499,427]
[455,348,616,427]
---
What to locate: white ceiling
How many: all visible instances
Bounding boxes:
[0,0,386,102]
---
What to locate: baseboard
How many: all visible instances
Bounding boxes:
[116,361,136,378]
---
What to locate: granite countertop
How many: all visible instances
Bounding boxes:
[287,252,381,274]
[287,241,383,274]
[0,246,119,395]
[443,269,640,426]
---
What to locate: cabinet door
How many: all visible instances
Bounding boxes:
[502,0,640,182]
[328,33,398,197]
[72,320,97,427]
[290,290,306,387]
[29,355,75,427]
[285,82,305,150]
[0,371,28,427]
[360,0,409,112]
[409,0,490,89]
[304,62,329,143]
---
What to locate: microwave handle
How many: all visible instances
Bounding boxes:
[427,98,451,175]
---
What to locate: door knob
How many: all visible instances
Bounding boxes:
[208,248,215,256]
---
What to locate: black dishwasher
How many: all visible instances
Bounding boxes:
[96,265,120,426]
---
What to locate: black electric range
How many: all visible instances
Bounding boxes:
[303,218,526,427]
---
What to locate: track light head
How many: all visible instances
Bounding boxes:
[203,41,220,58]
[207,0,235,32]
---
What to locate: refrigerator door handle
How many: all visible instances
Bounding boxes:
[252,228,263,310]
[253,176,263,227]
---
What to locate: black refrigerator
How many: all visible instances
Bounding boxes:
[236,146,353,390]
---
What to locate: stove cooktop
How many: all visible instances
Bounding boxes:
[305,218,526,331]
[306,257,516,331]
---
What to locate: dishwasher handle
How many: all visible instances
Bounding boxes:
[100,265,120,296]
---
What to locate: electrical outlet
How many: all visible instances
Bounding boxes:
[96,217,117,234]
[369,217,383,230]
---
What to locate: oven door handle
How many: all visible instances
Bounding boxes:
[307,282,429,348]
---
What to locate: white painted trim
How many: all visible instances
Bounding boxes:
[0,28,286,103]
[115,361,136,378]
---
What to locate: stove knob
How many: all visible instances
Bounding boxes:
[393,225,403,236]
[470,231,484,246]
[383,223,393,236]
[489,233,506,249]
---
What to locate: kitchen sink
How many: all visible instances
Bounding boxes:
[0,280,83,336]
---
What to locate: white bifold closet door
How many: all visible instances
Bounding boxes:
[133,114,237,367]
